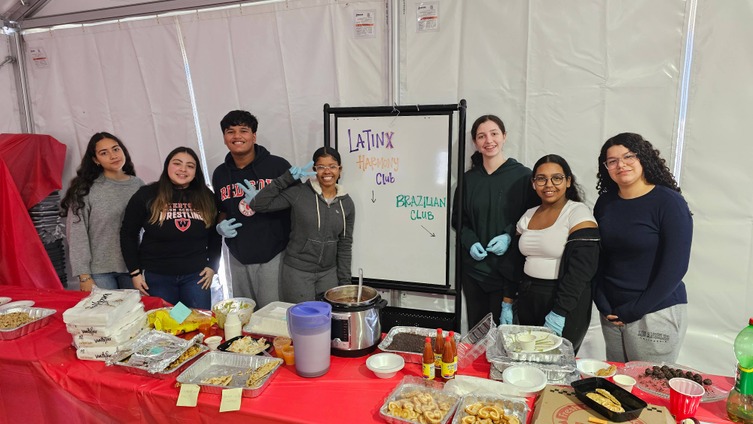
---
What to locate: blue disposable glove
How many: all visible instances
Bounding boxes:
[486,233,511,256]
[216,218,243,238]
[500,302,513,325]
[469,242,487,261]
[289,160,316,180]
[239,179,259,204]
[544,311,565,336]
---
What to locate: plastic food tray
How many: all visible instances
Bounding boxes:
[572,377,647,422]
[0,307,56,341]
[621,360,729,403]
[486,325,578,385]
[378,376,460,424]
[451,394,529,424]
[379,327,463,365]
[176,351,283,398]
[456,313,495,369]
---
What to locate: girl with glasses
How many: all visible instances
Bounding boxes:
[451,114,538,330]
[60,132,144,291]
[250,146,355,302]
[594,133,693,363]
[515,154,599,353]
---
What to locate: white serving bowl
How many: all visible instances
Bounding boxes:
[576,358,617,379]
[502,365,547,397]
[212,297,256,329]
[366,353,405,379]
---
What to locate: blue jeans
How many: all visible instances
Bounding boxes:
[143,270,210,310]
[92,272,132,290]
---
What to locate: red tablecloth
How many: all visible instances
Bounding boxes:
[0,286,736,423]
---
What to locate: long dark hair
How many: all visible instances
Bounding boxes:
[149,147,216,228]
[470,114,506,168]
[60,132,136,220]
[596,132,680,195]
[532,154,584,202]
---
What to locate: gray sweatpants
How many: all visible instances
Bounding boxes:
[280,263,338,303]
[600,303,687,363]
[228,251,283,309]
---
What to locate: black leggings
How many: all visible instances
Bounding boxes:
[516,275,592,354]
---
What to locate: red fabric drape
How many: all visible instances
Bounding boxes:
[0,133,66,289]
[0,133,67,209]
[0,158,62,288]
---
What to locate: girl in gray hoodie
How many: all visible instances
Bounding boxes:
[251,147,355,302]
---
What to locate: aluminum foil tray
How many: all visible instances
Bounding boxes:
[379,326,462,365]
[486,324,578,385]
[110,330,206,378]
[451,394,529,424]
[492,325,568,362]
[378,376,459,424]
[176,351,283,398]
[0,307,56,341]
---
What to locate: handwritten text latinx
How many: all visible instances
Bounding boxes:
[348,129,394,152]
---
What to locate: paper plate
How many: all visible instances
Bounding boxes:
[0,300,35,311]
[0,297,11,306]
[518,331,562,353]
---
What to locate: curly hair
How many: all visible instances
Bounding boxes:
[596,132,680,195]
[60,132,136,220]
[532,154,585,202]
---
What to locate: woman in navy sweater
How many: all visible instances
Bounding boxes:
[593,133,693,363]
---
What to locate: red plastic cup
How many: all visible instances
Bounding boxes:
[668,377,704,421]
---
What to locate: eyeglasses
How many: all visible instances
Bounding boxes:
[603,153,638,170]
[533,175,566,186]
[314,164,341,172]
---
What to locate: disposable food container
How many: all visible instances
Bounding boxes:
[243,301,294,337]
[378,327,463,365]
[378,376,460,424]
[486,324,579,385]
[451,394,529,424]
[0,307,56,341]
[109,330,207,378]
[212,297,255,329]
[571,377,647,422]
[176,351,283,398]
[218,335,273,356]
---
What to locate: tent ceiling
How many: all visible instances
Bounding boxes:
[1,0,256,29]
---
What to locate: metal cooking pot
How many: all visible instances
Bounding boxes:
[322,285,387,357]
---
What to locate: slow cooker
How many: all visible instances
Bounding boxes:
[322,285,387,357]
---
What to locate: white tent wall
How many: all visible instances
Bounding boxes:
[0,35,21,133]
[2,0,750,376]
[679,0,753,377]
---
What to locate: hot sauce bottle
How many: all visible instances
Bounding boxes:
[422,337,435,380]
[433,328,444,375]
[441,336,456,380]
[448,330,458,375]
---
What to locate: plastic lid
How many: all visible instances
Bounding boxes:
[287,301,332,329]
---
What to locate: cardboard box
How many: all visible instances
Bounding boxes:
[532,385,675,424]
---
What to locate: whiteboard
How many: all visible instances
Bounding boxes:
[335,114,452,286]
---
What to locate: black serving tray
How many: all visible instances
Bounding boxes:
[217,335,272,356]
[572,377,647,422]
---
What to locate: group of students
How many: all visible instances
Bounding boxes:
[59,109,692,364]
[454,114,693,364]
[60,110,355,311]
